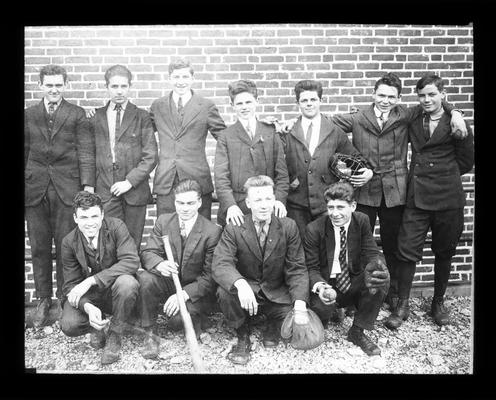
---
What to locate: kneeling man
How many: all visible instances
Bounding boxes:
[60,191,140,365]
[137,179,222,359]
[212,175,310,365]
[304,182,389,356]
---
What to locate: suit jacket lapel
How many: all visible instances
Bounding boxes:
[263,217,280,262]
[241,218,263,262]
[234,120,253,146]
[179,92,202,135]
[362,105,382,136]
[161,93,180,138]
[116,102,137,142]
[74,230,91,276]
[51,99,71,139]
[316,115,334,148]
[347,215,360,274]
[98,220,110,266]
[289,117,307,147]
[168,214,183,266]
[428,113,450,144]
[35,101,50,142]
[96,105,112,156]
[181,216,202,268]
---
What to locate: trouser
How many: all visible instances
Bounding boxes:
[310,272,388,331]
[217,286,293,330]
[356,198,405,297]
[59,274,139,336]
[25,181,75,299]
[287,203,325,240]
[103,196,147,252]
[395,207,464,299]
[137,270,213,328]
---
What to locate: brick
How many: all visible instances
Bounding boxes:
[303,46,326,53]
[362,37,384,45]
[337,38,360,45]
[255,64,279,71]
[265,38,289,46]
[279,47,302,54]
[25,29,43,38]
[387,38,408,45]
[230,64,254,71]
[151,47,177,55]
[448,46,472,53]
[99,48,124,55]
[65,56,91,64]
[252,29,275,37]
[356,63,380,70]
[59,39,84,46]
[335,55,358,61]
[32,39,58,47]
[290,38,314,45]
[341,71,363,79]
[352,46,375,53]
[400,46,423,53]
[423,29,446,36]
[327,46,351,53]
[448,29,470,36]
[84,39,109,46]
[399,29,422,36]
[44,29,69,38]
[409,38,431,45]
[277,29,300,37]
[350,29,373,36]
[325,29,349,36]
[26,57,51,64]
[70,30,97,38]
[375,29,398,36]
[424,46,446,52]
[178,47,203,55]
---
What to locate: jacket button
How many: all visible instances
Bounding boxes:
[304,160,308,163]
[429,163,434,167]
[308,170,312,174]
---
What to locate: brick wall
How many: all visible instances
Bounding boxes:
[24,24,474,303]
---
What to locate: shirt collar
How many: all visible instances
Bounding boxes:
[252,215,271,227]
[109,100,128,111]
[240,117,257,131]
[172,90,192,105]
[179,213,198,233]
[301,113,321,129]
[374,106,390,119]
[82,230,100,247]
[331,219,351,233]
[44,97,62,109]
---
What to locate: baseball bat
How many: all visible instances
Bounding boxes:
[161,235,205,373]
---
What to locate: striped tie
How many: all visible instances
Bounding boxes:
[335,226,351,293]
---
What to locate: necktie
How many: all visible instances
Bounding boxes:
[88,236,96,251]
[305,122,313,148]
[423,113,431,141]
[256,220,267,249]
[378,112,385,129]
[180,220,187,239]
[245,122,253,139]
[335,226,351,293]
[48,102,56,116]
[111,104,122,162]
[177,97,184,121]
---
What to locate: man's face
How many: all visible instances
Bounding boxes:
[107,75,130,105]
[372,84,400,113]
[245,185,275,222]
[170,67,194,96]
[327,199,356,227]
[175,191,201,222]
[417,84,445,115]
[297,90,321,119]
[74,206,104,238]
[232,91,258,121]
[39,74,67,104]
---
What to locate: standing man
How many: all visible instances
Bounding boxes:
[304,182,390,356]
[25,64,95,327]
[280,79,373,237]
[330,72,467,309]
[214,79,289,227]
[90,65,158,251]
[137,179,222,360]
[59,191,140,365]
[212,175,310,365]
[385,73,474,329]
[150,59,226,220]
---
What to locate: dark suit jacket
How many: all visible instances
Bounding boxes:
[61,217,140,309]
[91,101,158,205]
[303,212,384,289]
[25,99,95,206]
[140,213,222,303]
[214,120,289,224]
[280,114,359,217]
[406,112,474,210]
[212,215,309,305]
[149,91,226,196]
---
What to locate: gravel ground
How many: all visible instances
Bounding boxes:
[25,295,472,374]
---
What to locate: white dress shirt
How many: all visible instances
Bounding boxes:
[240,117,257,139]
[83,231,99,250]
[44,98,62,113]
[172,91,192,109]
[179,213,198,238]
[301,113,321,156]
[107,100,128,163]
[374,106,390,129]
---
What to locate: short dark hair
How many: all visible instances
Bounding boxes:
[323,182,355,204]
[228,80,258,102]
[72,191,103,214]
[294,80,323,102]
[416,72,444,93]
[244,175,274,192]
[173,179,202,198]
[374,72,402,95]
[39,64,68,84]
[168,59,194,76]
[104,64,132,86]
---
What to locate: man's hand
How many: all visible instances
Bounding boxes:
[274,200,287,218]
[280,118,297,134]
[450,110,468,139]
[84,303,110,330]
[293,300,309,325]
[110,180,133,197]
[163,290,189,317]
[234,279,258,316]
[155,260,179,278]
[349,168,373,188]
[85,108,96,119]
[316,283,336,305]
[83,186,94,193]
[67,277,96,308]
[226,205,244,226]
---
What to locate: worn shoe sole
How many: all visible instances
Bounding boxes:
[346,335,381,356]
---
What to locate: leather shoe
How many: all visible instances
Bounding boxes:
[141,328,160,359]
[89,328,106,350]
[431,297,450,326]
[262,320,280,348]
[227,325,251,365]
[347,326,381,356]
[384,298,410,330]
[101,331,121,365]
[33,297,51,328]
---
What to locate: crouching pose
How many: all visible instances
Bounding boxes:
[303,182,389,356]
[212,175,310,365]
[60,191,140,365]
[137,179,222,359]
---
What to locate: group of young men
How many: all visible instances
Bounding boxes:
[25,58,474,367]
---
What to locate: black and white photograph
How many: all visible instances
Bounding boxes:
[23,23,475,376]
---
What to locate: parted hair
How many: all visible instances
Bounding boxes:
[294,80,323,101]
[168,59,194,76]
[228,80,258,102]
[243,175,275,192]
[104,64,133,85]
[374,72,402,95]
[173,179,202,198]
[39,64,68,84]
[72,191,103,214]
[323,182,356,204]
[416,72,444,92]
